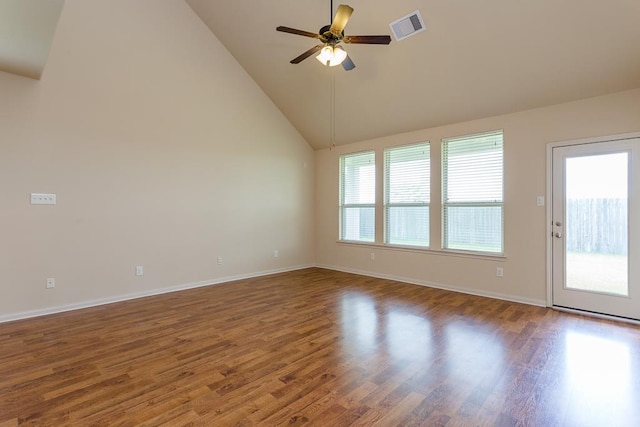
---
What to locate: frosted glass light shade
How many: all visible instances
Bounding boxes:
[316,46,334,64]
[330,46,347,66]
[316,45,347,67]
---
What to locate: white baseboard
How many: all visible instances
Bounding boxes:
[0,264,313,324]
[314,263,547,307]
[1,264,547,324]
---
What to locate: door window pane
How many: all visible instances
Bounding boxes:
[565,152,628,296]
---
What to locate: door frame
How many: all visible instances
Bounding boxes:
[545,132,640,309]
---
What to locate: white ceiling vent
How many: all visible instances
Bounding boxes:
[389,10,425,41]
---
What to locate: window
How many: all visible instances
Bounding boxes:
[340,151,375,242]
[442,130,504,253]
[384,143,430,247]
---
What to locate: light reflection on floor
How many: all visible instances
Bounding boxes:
[340,292,434,362]
[444,320,505,385]
[563,330,638,426]
[340,292,379,358]
[386,310,432,362]
[338,289,640,425]
[340,292,501,368]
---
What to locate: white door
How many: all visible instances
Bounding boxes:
[552,137,640,320]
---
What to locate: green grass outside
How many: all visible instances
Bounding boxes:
[566,252,628,296]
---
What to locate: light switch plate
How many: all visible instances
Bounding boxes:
[31,193,57,205]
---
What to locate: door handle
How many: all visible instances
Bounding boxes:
[554,232,563,238]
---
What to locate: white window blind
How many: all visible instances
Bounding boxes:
[442,130,504,253]
[340,151,375,242]
[384,143,430,247]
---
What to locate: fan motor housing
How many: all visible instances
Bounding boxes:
[319,25,344,44]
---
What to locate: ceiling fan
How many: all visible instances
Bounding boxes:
[276,3,392,71]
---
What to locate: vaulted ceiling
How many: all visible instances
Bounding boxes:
[186,0,640,149]
[0,0,64,79]
[2,1,639,149]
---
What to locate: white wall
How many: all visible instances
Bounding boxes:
[315,88,640,305]
[2,1,638,322]
[0,0,314,320]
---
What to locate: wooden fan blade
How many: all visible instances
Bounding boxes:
[290,44,324,64]
[276,26,321,39]
[330,5,354,36]
[343,35,392,45]
[342,55,355,71]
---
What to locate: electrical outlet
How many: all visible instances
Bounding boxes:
[536,196,545,207]
[46,278,55,289]
[496,267,504,277]
[370,252,375,261]
[273,250,279,258]
[135,266,144,276]
[217,256,223,265]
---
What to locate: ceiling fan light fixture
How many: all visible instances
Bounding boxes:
[277,3,391,70]
[316,45,334,64]
[330,45,347,66]
[316,45,347,67]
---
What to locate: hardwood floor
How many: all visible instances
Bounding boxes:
[1,268,639,426]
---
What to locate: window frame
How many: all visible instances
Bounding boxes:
[441,130,504,255]
[339,151,376,243]
[383,142,431,248]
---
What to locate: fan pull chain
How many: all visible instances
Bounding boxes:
[328,0,336,151]
[330,70,336,151]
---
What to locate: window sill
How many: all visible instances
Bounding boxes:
[336,240,506,261]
